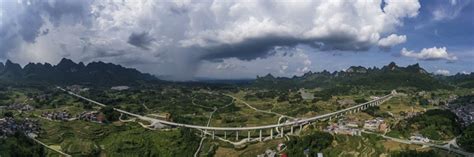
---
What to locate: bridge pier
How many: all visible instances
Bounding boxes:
[291,126,294,134]
[280,127,284,137]
[212,131,215,139]
[299,125,303,133]
[259,130,262,141]
[224,131,227,139]
[248,131,251,141]
[236,131,239,141]
[270,129,273,139]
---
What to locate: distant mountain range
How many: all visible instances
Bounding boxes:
[0,59,472,89]
[0,58,157,85]
[254,62,473,90]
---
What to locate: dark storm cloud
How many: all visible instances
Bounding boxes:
[127,32,155,50]
[199,35,305,61]
[41,0,94,27]
[0,0,94,57]
[17,8,43,43]
[197,34,373,61]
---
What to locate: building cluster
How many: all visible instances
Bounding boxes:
[363,117,388,133]
[6,103,34,111]
[66,85,90,93]
[111,86,130,91]
[448,103,474,126]
[325,118,361,136]
[0,117,40,139]
[41,110,72,121]
[77,111,105,123]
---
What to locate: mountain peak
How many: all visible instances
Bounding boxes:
[388,62,397,68]
[1,60,23,78]
[58,58,76,65]
[406,63,427,74]
[5,60,22,69]
[264,73,274,79]
[346,66,367,73]
[382,62,399,71]
[56,58,83,72]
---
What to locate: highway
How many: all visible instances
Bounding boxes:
[57,87,393,131]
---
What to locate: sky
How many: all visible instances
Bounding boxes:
[0,0,473,80]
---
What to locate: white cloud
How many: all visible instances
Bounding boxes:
[216,62,237,70]
[377,34,407,49]
[435,69,450,76]
[431,0,470,21]
[451,0,457,5]
[401,47,458,61]
[1,0,421,80]
[384,0,421,18]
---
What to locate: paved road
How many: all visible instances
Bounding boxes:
[225,94,296,120]
[31,138,71,157]
[58,87,392,131]
[194,108,217,157]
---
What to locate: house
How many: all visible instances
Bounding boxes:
[363,117,387,132]
[410,134,430,143]
[111,86,130,91]
[325,123,361,136]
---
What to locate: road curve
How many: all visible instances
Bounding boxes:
[57,87,393,131]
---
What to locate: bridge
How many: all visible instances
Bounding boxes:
[57,87,395,143]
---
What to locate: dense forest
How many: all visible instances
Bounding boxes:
[391,109,462,140]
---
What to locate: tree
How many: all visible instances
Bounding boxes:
[458,124,474,152]
[286,131,333,156]
[3,111,13,118]
[100,106,120,122]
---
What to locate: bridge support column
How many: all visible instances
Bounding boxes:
[329,116,332,121]
[280,127,284,137]
[291,126,294,134]
[224,131,227,139]
[270,129,273,139]
[259,130,262,142]
[248,131,251,141]
[299,125,303,134]
[212,131,215,140]
[236,131,239,141]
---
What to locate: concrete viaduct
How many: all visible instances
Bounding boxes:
[58,87,396,142]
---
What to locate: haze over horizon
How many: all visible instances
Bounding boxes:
[1,0,473,80]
